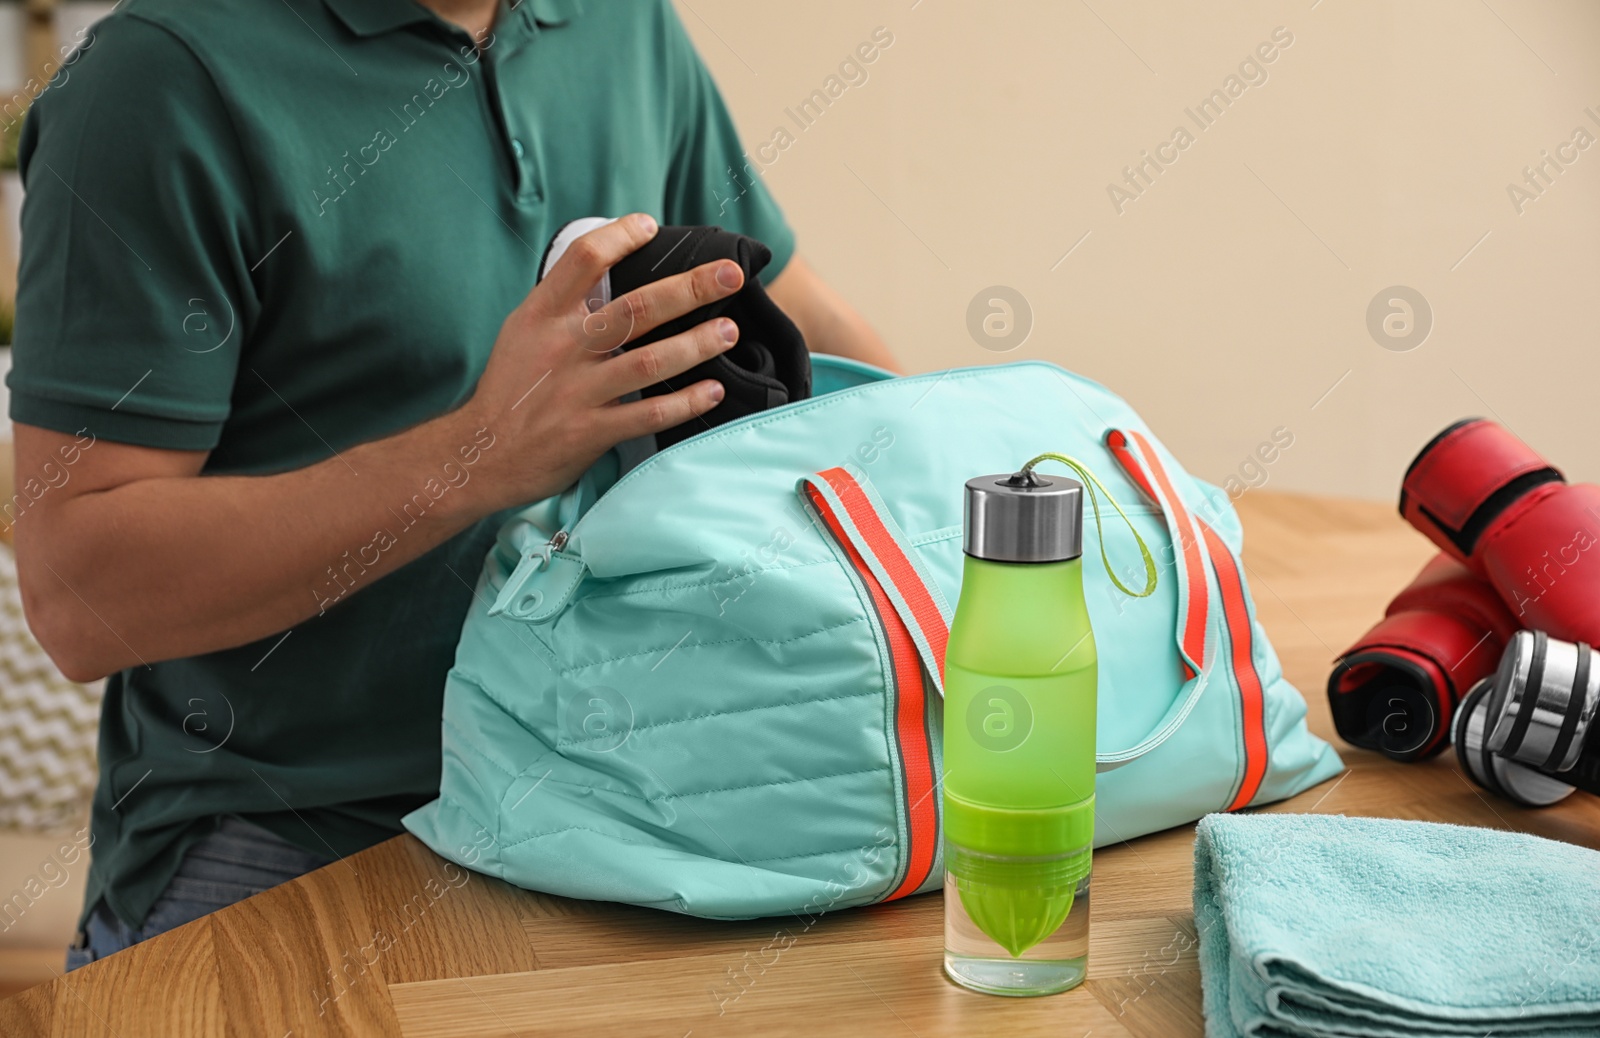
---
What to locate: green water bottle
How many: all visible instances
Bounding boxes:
[942,458,1107,997]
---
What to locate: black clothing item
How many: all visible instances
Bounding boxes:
[544,220,811,449]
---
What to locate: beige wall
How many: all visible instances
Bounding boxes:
[677,0,1600,501]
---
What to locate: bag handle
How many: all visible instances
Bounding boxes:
[799,466,953,695]
[800,456,1215,772]
[1105,429,1270,806]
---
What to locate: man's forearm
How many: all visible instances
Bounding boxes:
[16,216,751,682]
[17,409,500,680]
[768,255,902,373]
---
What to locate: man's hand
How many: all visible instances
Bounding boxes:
[452,213,744,513]
[13,214,747,680]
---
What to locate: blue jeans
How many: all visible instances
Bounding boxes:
[65,816,334,971]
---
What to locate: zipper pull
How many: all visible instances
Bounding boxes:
[540,530,569,566]
[489,527,586,622]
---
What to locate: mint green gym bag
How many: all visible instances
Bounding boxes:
[404,358,1342,918]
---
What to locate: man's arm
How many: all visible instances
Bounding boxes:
[768,254,901,373]
[15,216,744,682]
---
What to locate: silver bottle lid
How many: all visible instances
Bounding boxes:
[963,468,1084,563]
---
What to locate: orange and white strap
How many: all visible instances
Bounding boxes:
[1106,430,1207,680]
[801,466,943,901]
[1106,429,1268,811]
[801,467,951,691]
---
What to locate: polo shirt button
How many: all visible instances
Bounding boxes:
[511,139,525,159]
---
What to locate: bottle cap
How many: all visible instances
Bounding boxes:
[964,468,1084,563]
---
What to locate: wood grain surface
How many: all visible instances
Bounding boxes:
[5,491,1599,1037]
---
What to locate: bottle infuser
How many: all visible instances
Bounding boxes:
[942,453,1155,997]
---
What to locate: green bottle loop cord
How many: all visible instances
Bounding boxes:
[1019,452,1158,600]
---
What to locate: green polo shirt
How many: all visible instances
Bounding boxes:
[10,0,792,929]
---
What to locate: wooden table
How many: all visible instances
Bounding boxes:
[6,492,1600,1037]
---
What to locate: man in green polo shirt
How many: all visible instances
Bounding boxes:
[8,0,896,967]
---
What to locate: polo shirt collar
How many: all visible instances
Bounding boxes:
[322,0,582,38]
[322,0,432,37]
[519,0,584,26]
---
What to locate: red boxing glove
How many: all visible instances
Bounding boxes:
[1328,553,1519,760]
[1400,418,1600,645]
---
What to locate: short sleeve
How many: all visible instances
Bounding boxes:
[656,1,795,284]
[9,14,258,450]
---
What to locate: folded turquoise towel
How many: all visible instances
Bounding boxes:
[1194,813,1600,1038]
